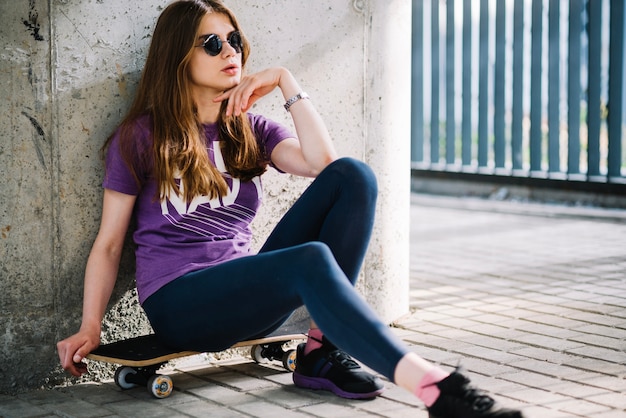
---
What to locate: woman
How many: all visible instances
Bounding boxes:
[57,1,523,417]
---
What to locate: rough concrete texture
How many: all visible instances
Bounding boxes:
[0,0,411,394]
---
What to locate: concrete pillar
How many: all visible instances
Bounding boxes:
[0,0,411,393]
[361,0,411,321]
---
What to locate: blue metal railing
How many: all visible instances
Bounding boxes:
[411,0,626,187]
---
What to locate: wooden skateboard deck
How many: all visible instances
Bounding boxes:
[87,333,306,367]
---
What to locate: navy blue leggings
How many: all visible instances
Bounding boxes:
[143,158,409,381]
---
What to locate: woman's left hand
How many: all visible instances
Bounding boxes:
[214,67,287,117]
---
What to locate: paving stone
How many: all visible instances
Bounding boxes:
[520,404,577,418]
[547,382,613,399]
[0,397,50,418]
[569,333,624,351]
[547,398,613,417]
[452,345,526,364]
[250,386,327,410]
[51,383,131,405]
[586,411,626,418]
[188,384,258,407]
[103,399,187,417]
[507,358,590,379]
[563,358,626,377]
[297,401,376,417]
[586,391,626,410]
[170,399,249,417]
[578,374,626,393]
[164,371,216,392]
[503,387,571,405]
[200,370,279,392]
[357,392,424,416]
[565,346,626,365]
[513,333,588,351]
[45,399,116,418]
[233,397,314,418]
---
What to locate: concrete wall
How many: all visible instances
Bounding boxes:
[0,0,411,393]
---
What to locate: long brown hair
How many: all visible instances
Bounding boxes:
[104,0,266,202]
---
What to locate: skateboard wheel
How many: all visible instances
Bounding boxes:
[251,344,268,364]
[147,374,173,399]
[114,366,139,390]
[282,349,297,372]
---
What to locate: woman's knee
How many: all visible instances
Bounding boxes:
[295,241,334,262]
[326,157,378,196]
[288,242,352,290]
[289,242,340,276]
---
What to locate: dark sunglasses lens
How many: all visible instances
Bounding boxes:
[229,32,242,53]
[202,33,242,56]
[203,35,221,56]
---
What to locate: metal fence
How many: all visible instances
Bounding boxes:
[411,0,626,188]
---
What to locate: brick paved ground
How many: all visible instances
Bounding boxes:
[1,193,625,417]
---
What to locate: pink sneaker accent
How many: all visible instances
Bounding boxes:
[415,368,449,407]
[303,328,324,355]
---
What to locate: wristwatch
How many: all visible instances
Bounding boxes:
[284,92,310,112]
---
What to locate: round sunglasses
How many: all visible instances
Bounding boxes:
[197,31,243,56]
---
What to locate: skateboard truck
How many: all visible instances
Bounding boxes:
[250,342,297,372]
[114,364,173,398]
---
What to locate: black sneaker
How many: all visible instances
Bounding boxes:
[428,369,524,418]
[292,338,384,399]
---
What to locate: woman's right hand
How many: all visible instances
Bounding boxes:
[57,328,100,377]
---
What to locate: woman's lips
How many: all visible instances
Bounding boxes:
[222,64,239,75]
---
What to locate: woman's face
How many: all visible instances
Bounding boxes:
[188,12,242,98]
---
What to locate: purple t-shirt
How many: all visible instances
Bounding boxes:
[103,114,293,304]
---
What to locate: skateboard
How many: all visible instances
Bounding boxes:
[87,308,309,398]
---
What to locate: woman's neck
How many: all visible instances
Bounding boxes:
[196,103,221,124]
[193,90,222,124]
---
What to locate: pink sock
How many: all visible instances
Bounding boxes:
[304,328,324,355]
[415,368,450,407]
